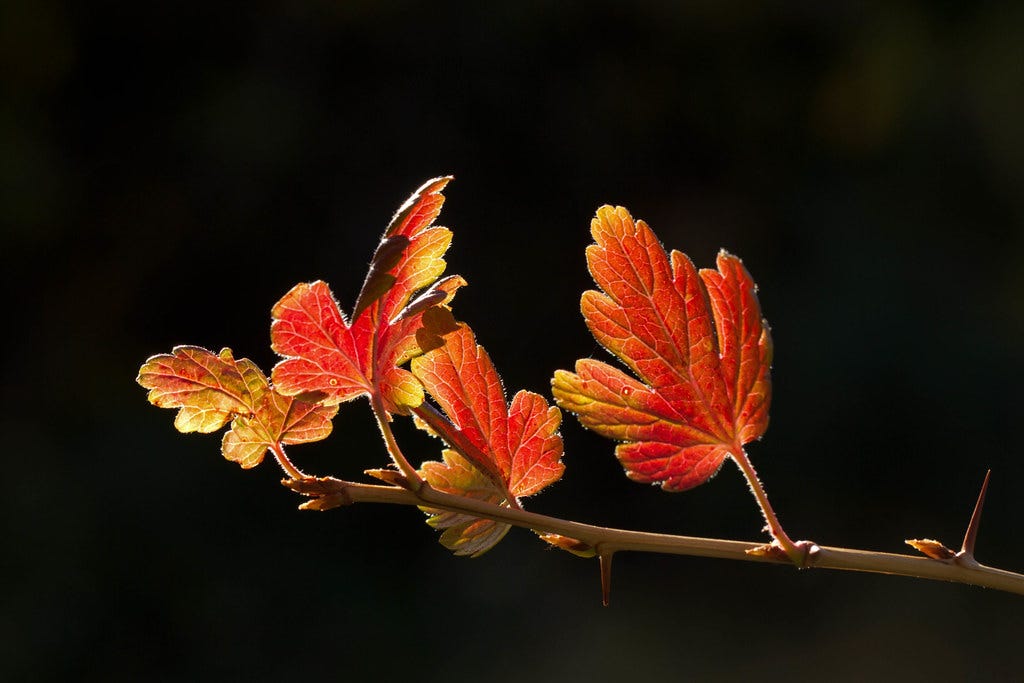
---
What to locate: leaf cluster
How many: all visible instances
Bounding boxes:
[137,177,1024,599]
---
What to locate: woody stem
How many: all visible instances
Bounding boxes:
[292,478,1024,596]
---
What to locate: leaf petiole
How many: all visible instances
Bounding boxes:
[729,443,807,566]
[270,441,307,481]
[371,396,424,491]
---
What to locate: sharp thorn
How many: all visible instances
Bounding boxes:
[960,469,991,557]
[599,552,614,607]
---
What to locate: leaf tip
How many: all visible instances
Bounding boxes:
[384,175,454,238]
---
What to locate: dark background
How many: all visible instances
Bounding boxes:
[4,2,1024,680]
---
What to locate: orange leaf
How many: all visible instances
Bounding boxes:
[412,324,565,555]
[137,346,337,468]
[551,205,772,491]
[419,450,512,557]
[270,177,463,413]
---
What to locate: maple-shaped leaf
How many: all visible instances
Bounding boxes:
[551,205,772,491]
[270,177,462,414]
[137,345,338,468]
[412,324,564,555]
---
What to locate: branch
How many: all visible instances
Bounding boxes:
[284,476,1024,597]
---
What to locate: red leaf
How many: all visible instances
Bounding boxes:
[551,205,772,491]
[412,324,565,555]
[270,177,464,413]
[137,346,337,468]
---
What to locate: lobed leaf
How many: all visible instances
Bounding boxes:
[552,205,772,491]
[137,346,337,468]
[270,177,463,414]
[419,450,511,557]
[412,324,565,555]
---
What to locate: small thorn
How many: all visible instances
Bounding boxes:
[599,553,614,607]
[960,469,991,558]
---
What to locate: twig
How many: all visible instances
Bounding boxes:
[288,477,1024,597]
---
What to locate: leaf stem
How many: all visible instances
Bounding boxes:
[305,478,1024,596]
[729,444,803,564]
[371,397,424,491]
[270,442,306,480]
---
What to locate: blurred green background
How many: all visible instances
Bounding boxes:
[4,2,1024,680]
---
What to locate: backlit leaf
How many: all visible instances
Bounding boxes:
[270,177,463,414]
[412,324,565,555]
[137,346,337,468]
[419,450,511,557]
[551,205,772,491]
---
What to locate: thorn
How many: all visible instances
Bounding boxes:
[960,469,991,558]
[599,552,614,607]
